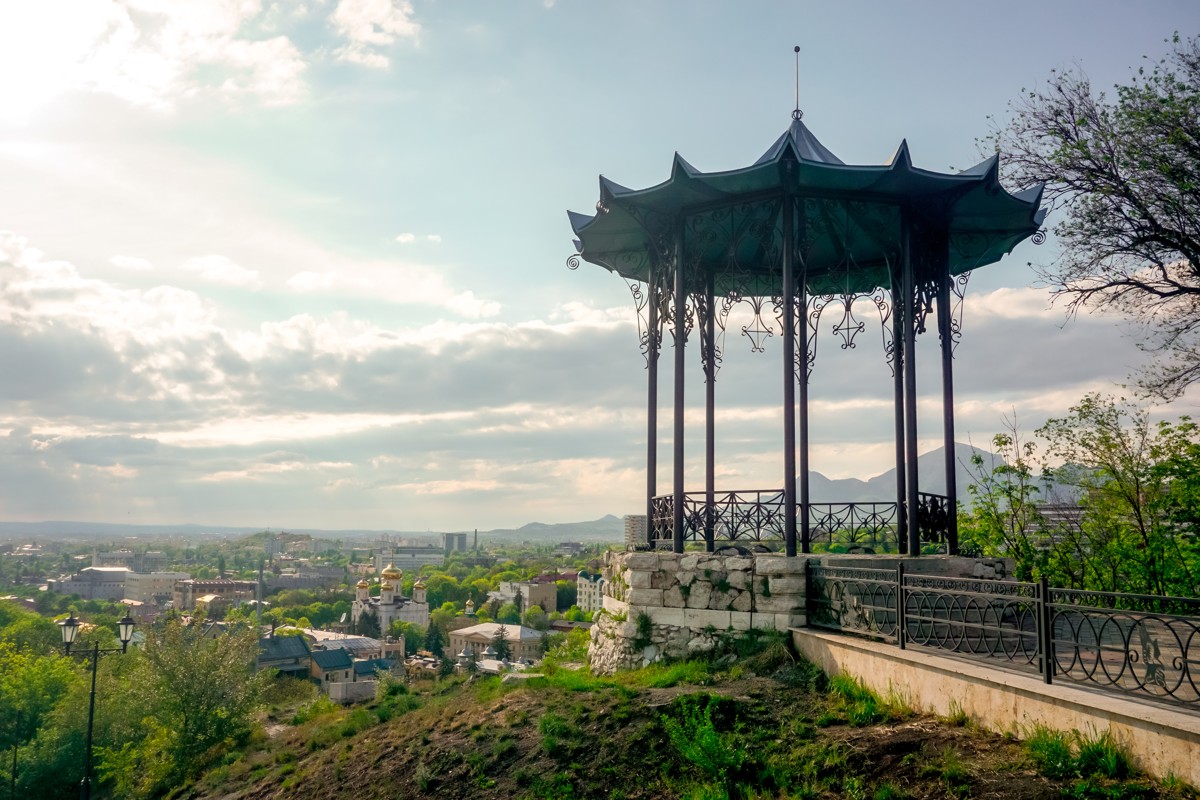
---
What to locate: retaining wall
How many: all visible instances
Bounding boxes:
[588,550,1009,675]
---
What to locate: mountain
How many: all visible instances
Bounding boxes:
[806,442,1004,502]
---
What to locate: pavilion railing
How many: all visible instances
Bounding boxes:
[806,566,1200,709]
[649,490,954,551]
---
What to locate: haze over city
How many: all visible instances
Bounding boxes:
[0,0,1196,532]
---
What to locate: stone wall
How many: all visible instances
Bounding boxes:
[588,550,1012,675]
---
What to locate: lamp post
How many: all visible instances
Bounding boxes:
[58,612,135,800]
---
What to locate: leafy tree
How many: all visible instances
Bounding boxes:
[354,608,380,638]
[556,579,577,611]
[522,604,549,631]
[496,602,520,625]
[0,640,76,755]
[423,622,445,658]
[989,34,1200,397]
[491,624,513,661]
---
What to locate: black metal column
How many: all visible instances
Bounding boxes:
[782,195,798,557]
[672,223,686,554]
[902,217,921,556]
[936,259,959,555]
[892,281,907,554]
[646,261,659,547]
[704,270,716,552]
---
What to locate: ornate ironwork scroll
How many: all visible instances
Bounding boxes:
[742,296,774,353]
[870,286,896,376]
[912,278,937,335]
[804,293,835,377]
[1048,589,1200,706]
[903,576,1041,668]
[808,565,900,642]
[948,271,971,354]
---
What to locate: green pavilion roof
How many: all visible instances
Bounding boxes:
[569,119,1046,295]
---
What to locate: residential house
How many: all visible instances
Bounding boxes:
[448,623,545,663]
[258,635,313,677]
[311,649,354,685]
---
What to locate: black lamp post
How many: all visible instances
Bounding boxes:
[58,612,135,800]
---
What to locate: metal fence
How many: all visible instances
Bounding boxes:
[806,564,1200,709]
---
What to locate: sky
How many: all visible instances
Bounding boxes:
[0,0,1197,532]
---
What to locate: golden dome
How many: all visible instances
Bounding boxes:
[381,563,401,579]
[465,598,475,611]
[381,581,394,592]
[413,577,426,589]
[356,579,369,589]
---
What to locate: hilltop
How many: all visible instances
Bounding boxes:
[181,637,1185,800]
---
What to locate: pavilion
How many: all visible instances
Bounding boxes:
[568,114,1044,557]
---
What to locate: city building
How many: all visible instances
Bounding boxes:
[92,549,169,573]
[624,515,647,549]
[351,564,430,631]
[373,545,444,573]
[124,571,191,606]
[441,532,469,553]
[491,580,557,614]
[47,567,131,600]
[257,634,313,677]
[448,622,545,663]
[311,649,354,684]
[172,578,258,611]
[576,573,606,615]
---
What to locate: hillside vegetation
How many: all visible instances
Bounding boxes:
[182,634,1194,800]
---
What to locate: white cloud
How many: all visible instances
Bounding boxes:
[287,264,500,318]
[331,0,420,69]
[395,232,416,243]
[110,254,153,271]
[182,254,262,288]
[425,234,441,243]
[0,0,308,120]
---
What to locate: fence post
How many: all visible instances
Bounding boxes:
[896,562,906,649]
[1039,576,1053,685]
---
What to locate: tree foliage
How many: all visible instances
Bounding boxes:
[989,34,1200,397]
[961,394,1200,595]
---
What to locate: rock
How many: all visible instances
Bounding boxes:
[679,554,700,571]
[628,570,653,588]
[709,589,738,610]
[623,553,660,570]
[712,653,737,670]
[726,571,748,589]
[768,576,806,594]
[677,571,696,586]
[687,635,716,654]
[686,581,713,609]
[725,557,754,571]
[626,588,664,606]
[663,586,686,608]
[730,591,752,612]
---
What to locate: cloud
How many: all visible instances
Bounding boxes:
[426,234,441,243]
[395,232,416,243]
[0,0,308,119]
[181,254,263,288]
[286,264,500,317]
[110,254,153,271]
[331,0,420,69]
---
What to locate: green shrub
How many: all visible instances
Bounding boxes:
[661,694,746,789]
[1075,729,1131,780]
[1024,725,1076,779]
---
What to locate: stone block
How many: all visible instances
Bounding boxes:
[755,595,801,614]
[651,570,673,589]
[755,555,814,575]
[648,606,684,627]
[729,611,754,631]
[769,576,806,594]
[602,596,628,614]
[628,570,654,588]
[709,588,738,610]
[726,570,748,589]
[730,591,752,612]
[626,588,664,606]
[677,571,696,586]
[679,554,700,571]
[686,581,712,609]
[682,608,732,629]
[725,557,754,571]
[663,586,686,608]
[623,553,660,570]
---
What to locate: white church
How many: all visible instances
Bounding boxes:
[351,563,431,631]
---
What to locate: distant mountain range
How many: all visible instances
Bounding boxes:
[0,444,1004,544]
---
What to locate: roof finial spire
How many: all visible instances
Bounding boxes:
[793,45,803,120]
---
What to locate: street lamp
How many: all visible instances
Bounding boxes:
[58,612,136,800]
